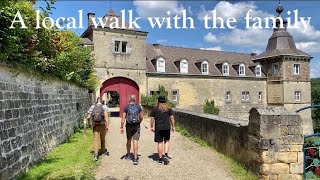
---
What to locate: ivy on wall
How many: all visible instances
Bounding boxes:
[0,1,97,90]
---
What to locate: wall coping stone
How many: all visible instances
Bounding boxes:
[173,108,248,126]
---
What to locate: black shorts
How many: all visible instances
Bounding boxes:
[154,130,170,142]
[126,124,140,141]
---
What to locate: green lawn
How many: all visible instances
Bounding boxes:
[19,130,98,180]
[176,127,258,180]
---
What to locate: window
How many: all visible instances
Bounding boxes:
[255,65,261,77]
[172,90,179,102]
[239,64,245,75]
[113,40,129,54]
[272,63,279,75]
[157,58,165,73]
[180,60,188,74]
[222,63,229,75]
[226,91,231,102]
[295,91,301,102]
[121,41,127,53]
[258,92,262,101]
[201,61,209,74]
[241,91,250,101]
[294,64,300,75]
[114,41,120,52]
[149,91,160,96]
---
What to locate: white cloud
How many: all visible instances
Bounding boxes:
[287,21,320,53]
[200,46,223,51]
[204,32,217,43]
[133,1,185,18]
[197,1,273,21]
[156,39,168,43]
[204,28,271,48]
[296,42,320,53]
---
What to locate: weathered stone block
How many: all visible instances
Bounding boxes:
[260,151,276,163]
[260,164,270,175]
[276,152,297,163]
[278,174,302,180]
[281,126,288,135]
[270,163,289,174]
[290,163,303,174]
[297,152,303,163]
[288,126,303,135]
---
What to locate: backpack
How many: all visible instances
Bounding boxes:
[91,104,105,124]
[126,105,140,124]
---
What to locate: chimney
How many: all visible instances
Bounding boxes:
[153,44,160,49]
[250,53,257,59]
[87,13,95,27]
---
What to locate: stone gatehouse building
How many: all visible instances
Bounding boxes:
[80,6,313,134]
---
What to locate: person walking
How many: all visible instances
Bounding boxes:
[120,95,143,165]
[87,97,109,161]
[150,95,175,165]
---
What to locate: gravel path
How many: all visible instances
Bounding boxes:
[94,117,233,180]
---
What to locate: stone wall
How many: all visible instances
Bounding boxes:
[0,65,91,179]
[174,107,304,179]
[148,75,267,120]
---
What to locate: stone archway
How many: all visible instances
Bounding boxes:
[100,77,139,117]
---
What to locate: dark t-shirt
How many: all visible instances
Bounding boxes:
[150,106,173,130]
[124,104,142,125]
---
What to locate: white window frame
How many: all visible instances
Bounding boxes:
[201,61,209,74]
[172,90,179,102]
[258,92,262,101]
[226,91,231,102]
[180,60,188,74]
[255,65,262,77]
[239,64,245,76]
[112,39,131,54]
[293,64,300,75]
[222,62,229,75]
[157,58,165,73]
[272,63,279,75]
[241,91,250,101]
[295,91,301,102]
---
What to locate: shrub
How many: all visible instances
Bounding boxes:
[141,85,175,108]
[203,99,220,115]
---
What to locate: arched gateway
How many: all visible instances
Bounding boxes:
[100,77,139,117]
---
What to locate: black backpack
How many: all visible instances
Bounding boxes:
[92,104,105,124]
[126,105,140,124]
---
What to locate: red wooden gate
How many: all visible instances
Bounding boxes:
[100,77,139,117]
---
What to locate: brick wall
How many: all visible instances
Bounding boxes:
[0,65,91,179]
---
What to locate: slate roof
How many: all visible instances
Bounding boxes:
[146,44,266,78]
[100,9,133,30]
[255,25,311,60]
[81,38,93,45]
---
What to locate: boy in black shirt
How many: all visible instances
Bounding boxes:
[150,95,176,165]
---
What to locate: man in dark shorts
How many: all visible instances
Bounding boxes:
[120,95,143,165]
[150,95,176,165]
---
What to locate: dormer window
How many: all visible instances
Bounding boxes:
[255,65,261,77]
[157,58,165,73]
[239,64,245,76]
[222,63,229,75]
[201,61,209,74]
[180,59,188,74]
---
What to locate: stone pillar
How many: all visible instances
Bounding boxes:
[249,107,304,180]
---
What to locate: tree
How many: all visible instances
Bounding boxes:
[141,85,175,108]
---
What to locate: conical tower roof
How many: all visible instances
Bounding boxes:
[100,9,133,30]
[255,3,311,60]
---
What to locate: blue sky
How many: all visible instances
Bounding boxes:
[36,1,320,78]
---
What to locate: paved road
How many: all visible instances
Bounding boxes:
[95,117,233,180]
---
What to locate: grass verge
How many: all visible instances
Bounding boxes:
[176,126,258,180]
[19,129,98,180]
